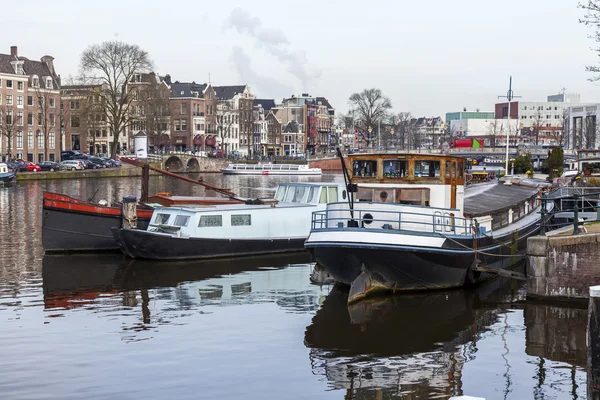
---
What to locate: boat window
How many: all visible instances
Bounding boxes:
[582,161,600,175]
[154,213,171,225]
[327,187,338,202]
[492,211,509,230]
[415,160,440,177]
[231,214,251,226]
[284,185,307,202]
[307,186,319,203]
[519,202,526,216]
[352,160,377,177]
[275,185,287,201]
[512,208,520,222]
[445,161,451,178]
[199,215,222,227]
[319,188,328,203]
[173,215,190,227]
[395,188,430,206]
[383,160,408,178]
[458,162,464,179]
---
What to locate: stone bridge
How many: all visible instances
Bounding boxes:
[149,154,230,173]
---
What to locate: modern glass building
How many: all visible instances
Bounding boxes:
[445,111,495,126]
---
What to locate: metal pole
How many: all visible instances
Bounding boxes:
[378,119,381,150]
[505,99,511,175]
[573,193,580,235]
[539,195,546,236]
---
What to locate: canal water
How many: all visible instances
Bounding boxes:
[0,174,589,399]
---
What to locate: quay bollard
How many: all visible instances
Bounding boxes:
[588,285,600,399]
[121,196,138,229]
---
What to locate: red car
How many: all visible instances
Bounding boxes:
[15,159,42,172]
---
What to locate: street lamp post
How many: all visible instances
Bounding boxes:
[367,126,373,149]
[390,127,395,150]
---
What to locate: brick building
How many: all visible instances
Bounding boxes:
[0,46,61,162]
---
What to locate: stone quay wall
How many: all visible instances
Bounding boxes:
[527,233,600,301]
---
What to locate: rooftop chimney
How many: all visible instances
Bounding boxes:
[10,46,17,57]
[41,55,56,77]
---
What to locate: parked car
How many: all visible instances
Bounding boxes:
[89,157,111,168]
[14,160,41,172]
[80,159,99,170]
[59,160,85,171]
[61,150,82,161]
[39,161,60,172]
[101,157,121,167]
[208,149,224,158]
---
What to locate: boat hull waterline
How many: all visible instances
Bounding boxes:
[112,227,307,261]
[306,214,539,298]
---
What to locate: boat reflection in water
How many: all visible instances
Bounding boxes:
[304,276,525,399]
[42,251,314,315]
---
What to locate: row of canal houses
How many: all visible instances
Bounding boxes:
[63,73,336,158]
[0,45,336,162]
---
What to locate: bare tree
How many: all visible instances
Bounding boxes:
[216,102,234,156]
[394,112,413,150]
[530,109,545,146]
[583,109,598,148]
[488,119,504,147]
[79,41,153,158]
[348,88,392,147]
[0,104,16,160]
[579,1,600,80]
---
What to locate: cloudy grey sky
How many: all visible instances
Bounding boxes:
[3,0,597,117]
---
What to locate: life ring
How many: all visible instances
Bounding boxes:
[154,192,172,197]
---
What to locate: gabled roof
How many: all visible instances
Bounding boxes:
[214,85,247,100]
[0,53,59,89]
[170,82,208,98]
[254,98,276,111]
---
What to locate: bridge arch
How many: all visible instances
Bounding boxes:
[165,156,184,172]
[187,157,200,172]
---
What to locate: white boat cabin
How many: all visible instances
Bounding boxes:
[0,163,9,174]
[145,183,346,240]
[221,163,322,175]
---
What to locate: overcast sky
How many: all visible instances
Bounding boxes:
[4,0,598,117]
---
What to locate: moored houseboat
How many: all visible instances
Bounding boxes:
[112,182,345,260]
[304,151,548,302]
[221,163,322,175]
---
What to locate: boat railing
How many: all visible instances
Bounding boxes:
[539,190,600,235]
[311,206,474,236]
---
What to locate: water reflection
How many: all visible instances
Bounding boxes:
[304,278,526,399]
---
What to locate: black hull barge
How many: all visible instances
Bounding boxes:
[305,151,548,302]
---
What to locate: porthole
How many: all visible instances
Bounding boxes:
[363,213,373,225]
[379,191,388,201]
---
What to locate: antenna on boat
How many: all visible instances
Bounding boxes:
[337,147,359,227]
[497,76,521,178]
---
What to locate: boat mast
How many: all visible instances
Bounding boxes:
[498,76,521,177]
[337,147,358,226]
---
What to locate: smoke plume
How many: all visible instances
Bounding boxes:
[226,7,321,92]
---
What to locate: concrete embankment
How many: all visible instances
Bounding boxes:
[15,164,162,181]
[527,230,600,301]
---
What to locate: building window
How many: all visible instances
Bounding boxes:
[17,96,23,106]
[46,78,52,89]
[49,113,55,126]
[6,95,12,105]
[174,119,180,131]
[27,96,33,106]
[27,113,33,125]
[49,132,55,149]
[181,119,187,131]
[199,215,222,227]
[6,80,12,88]
[17,81,23,91]
[181,103,187,114]
[49,97,55,108]
[70,101,79,110]
[16,131,23,149]
[17,111,23,126]
[70,116,80,128]
[27,130,33,148]
[38,133,44,149]
[32,77,39,87]
[5,110,12,125]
